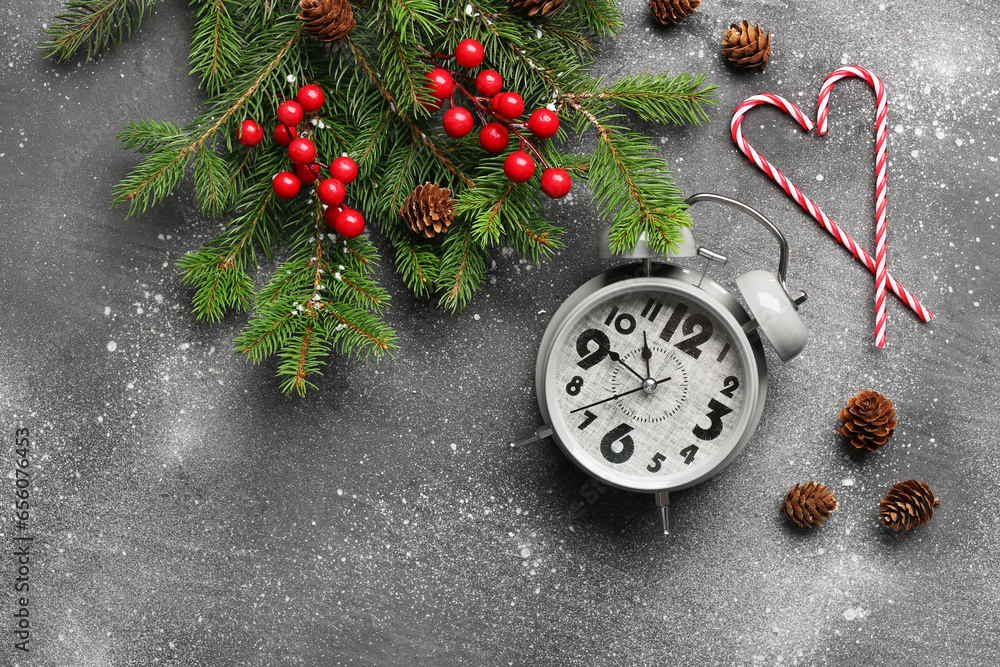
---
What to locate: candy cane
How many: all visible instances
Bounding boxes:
[817,67,889,347]
[731,94,933,323]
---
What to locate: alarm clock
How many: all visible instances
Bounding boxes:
[515,193,808,534]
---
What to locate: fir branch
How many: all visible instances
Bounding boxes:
[437,221,486,311]
[569,99,690,254]
[572,0,623,41]
[40,0,159,63]
[189,0,243,95]
[193,147,232,216]
[112,21,304,216]
[395,237,441,298]
[563,72,717,126]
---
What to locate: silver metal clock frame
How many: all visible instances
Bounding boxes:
[534,261,769,494]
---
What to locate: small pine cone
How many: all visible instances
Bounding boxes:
[299,0,356,44]
[400,183,456,238]
[650,0,701,26]
[838,390,896,453]
[780,481,838,528]
[722,20,772,71]
[510,0,568,18]
[879,480,940,532]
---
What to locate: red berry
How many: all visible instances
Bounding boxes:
[317,178,346,207]
[272,171,301,199]
[296,163,322,184]
[425,68,455,99]
[527,108,560,139]
[334,209,365,239]
[540,168,572,198]
[296,84,325,112]
[277,100,304,127]
[443,107,474,138]
[494,92,524,120]
[479,123,509,154]
[323,204,345,228]
[329,156,358,184]
[454,39,485,68]
[489,93,502,110]
[273,124,297,146]
[287,137,316,165]
[238,119,263,147]
[476,70,503,97]
[503,151,535,183]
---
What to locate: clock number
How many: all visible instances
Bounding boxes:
[720,376,740,398]
[675,314,713,359]
[604,306,636,335]
[640,298,663,322]
[600,423,635,464]
[646,452,666,473]
[716,343,731,363]
[576,329,610,369]
[578,410,598,430]
[658,303,688,343]
[659,304,714,359]
[679,445,699,465]
[693,399,732,441]
[566,376,584,396]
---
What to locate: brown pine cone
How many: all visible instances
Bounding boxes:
[780,481,838,528]
[722,20,772,71]
[838,390,896,453]
[650,0,701,26]
[400,182,456,238]
[879,480,940,532]
[510,0,568,18]
[299,0,356,44]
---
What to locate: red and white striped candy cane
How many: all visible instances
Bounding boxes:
[817,67,889,347]
[730,94,933,324]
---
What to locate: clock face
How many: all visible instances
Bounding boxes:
[548,286,752,490]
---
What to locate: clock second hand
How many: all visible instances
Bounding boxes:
[569,376,672,413]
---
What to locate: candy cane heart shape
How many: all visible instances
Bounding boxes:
[730,93,933,328]
[817,67,889,347]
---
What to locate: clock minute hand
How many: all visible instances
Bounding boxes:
[641,331,652,379]
[569,376,672,414]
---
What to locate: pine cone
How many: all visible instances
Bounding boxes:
[510,0,568,18]
[400,183,456,238]
[722,20,772,71]
[780,481,838,528]
[838,390,896,453]
[879,480,940,532]
[299,0,356,44]
[650,0,701,26]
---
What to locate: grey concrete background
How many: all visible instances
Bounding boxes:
[1,0,998,665]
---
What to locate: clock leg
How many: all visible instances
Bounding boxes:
[655,490,670,536]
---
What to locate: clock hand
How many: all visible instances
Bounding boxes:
[641,331,652,379]
[569,376,672,413]
[602,344,646,382]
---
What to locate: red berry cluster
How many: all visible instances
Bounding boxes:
[237,84,365,240]
[421,39,572,199]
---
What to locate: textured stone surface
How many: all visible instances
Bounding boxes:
[1,1,997,665]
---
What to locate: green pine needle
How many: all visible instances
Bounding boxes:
[40,0,160,63]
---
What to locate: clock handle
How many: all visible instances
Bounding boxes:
[684,193,807,307]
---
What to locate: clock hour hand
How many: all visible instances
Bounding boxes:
[602,344,646,382]
[569,376,672,413]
